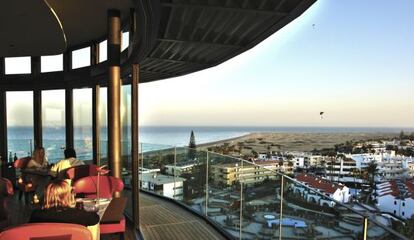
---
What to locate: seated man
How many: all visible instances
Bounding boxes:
[51,148,85,175]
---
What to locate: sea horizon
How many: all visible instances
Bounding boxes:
[6,125,413,162]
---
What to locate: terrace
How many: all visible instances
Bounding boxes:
[0,0,409,239]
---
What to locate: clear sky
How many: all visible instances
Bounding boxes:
[139,0,414,127]
[6,0,414,128]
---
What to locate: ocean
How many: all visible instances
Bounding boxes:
[6,126,414,163]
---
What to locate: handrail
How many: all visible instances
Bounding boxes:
[139,143,409,240]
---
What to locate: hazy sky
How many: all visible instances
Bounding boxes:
[6,0,414,127]
[139,0,414,127]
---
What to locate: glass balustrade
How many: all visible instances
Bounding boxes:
[137,143,409,240]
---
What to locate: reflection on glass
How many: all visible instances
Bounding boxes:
[41,54,63,72]
[73,88,92,161]
[99,40,107,63]
[99,87,107,165]
[5,57,31,74]
[42,90,65,163]
[121,32,129,51]
[6,91,34,161]
[72,47,91,69]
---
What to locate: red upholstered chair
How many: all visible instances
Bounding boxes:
[72,176,124,199]
[0,178,14,230]
[0,223,92,240]
[14,157,36,204]
[64,164,99,182]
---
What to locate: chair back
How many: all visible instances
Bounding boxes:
[65,164,99,181]
[0,178,14,229]
[73,176,124,198]
[0,223,93,240]
[0,178,14,197]
[14,157,31,169]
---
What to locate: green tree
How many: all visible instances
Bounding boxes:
[188,130,196,160]
[365,161,378,203]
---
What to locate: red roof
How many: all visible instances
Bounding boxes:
[296,173,342,194]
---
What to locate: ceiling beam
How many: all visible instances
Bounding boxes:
[157,38,241,49]
[145,57,209,66]
[161,2,289,16]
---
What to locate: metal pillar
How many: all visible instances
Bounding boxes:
[91,43,100,165]
[33,90,42,149]
[0,90,7,166]
[131,63,140,227]
[107,9,122,197]
[0,58,6,167]
[32,56,42,149]
[65,88,74,150]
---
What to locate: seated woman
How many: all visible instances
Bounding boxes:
[29,180,99,226]
[26,147,48,169]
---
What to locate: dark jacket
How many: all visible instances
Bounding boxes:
[30,207,99,226]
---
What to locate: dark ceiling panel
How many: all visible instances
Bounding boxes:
[47,0,134,48]
[0,0,66,57]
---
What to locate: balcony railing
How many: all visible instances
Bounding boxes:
[139,143,408,240]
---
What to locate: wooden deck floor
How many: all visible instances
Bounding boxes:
[139,193,226,240]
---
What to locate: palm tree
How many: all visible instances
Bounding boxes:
[365,161,378,203]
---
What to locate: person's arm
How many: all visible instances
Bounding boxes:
[26,159,42,169]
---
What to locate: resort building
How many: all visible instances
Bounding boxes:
[164,162,196,176]
[376,179,414,219]
[325,157,357,178]
[211,160,282,186]
[294,173,352,205]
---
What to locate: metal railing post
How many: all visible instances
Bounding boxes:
[205,151,209,216]
[239,159,243,240]
[363,217,368,240]
[174,146,177,199]
[279,175,284,240]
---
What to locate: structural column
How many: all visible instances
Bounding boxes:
[32,56,42,149]
[131,64,140,227]
[0,58,6,167]
[63,52,74,150]
[91,43,101,165]
[107,9,122,196]
[65,89,74,150]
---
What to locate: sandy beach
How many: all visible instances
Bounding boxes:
[199,132,399,153]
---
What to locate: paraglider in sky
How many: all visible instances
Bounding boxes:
[320,112,324,119]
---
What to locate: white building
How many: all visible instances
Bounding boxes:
[376,179,414,219]
[140,172,186,200]
[293,173,352,206]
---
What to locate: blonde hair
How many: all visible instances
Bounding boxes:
[43,180,75,209]
[33,147,45,165]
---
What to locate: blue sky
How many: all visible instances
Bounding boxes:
[139,0,414,127]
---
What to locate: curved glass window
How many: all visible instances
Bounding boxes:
[72,47,91,69]
[42,90,65,163]
[99,40,107,63]
[5,57,31,74]
[41,54,63,73]
[73,88,92,161]
[6,91,34,161]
